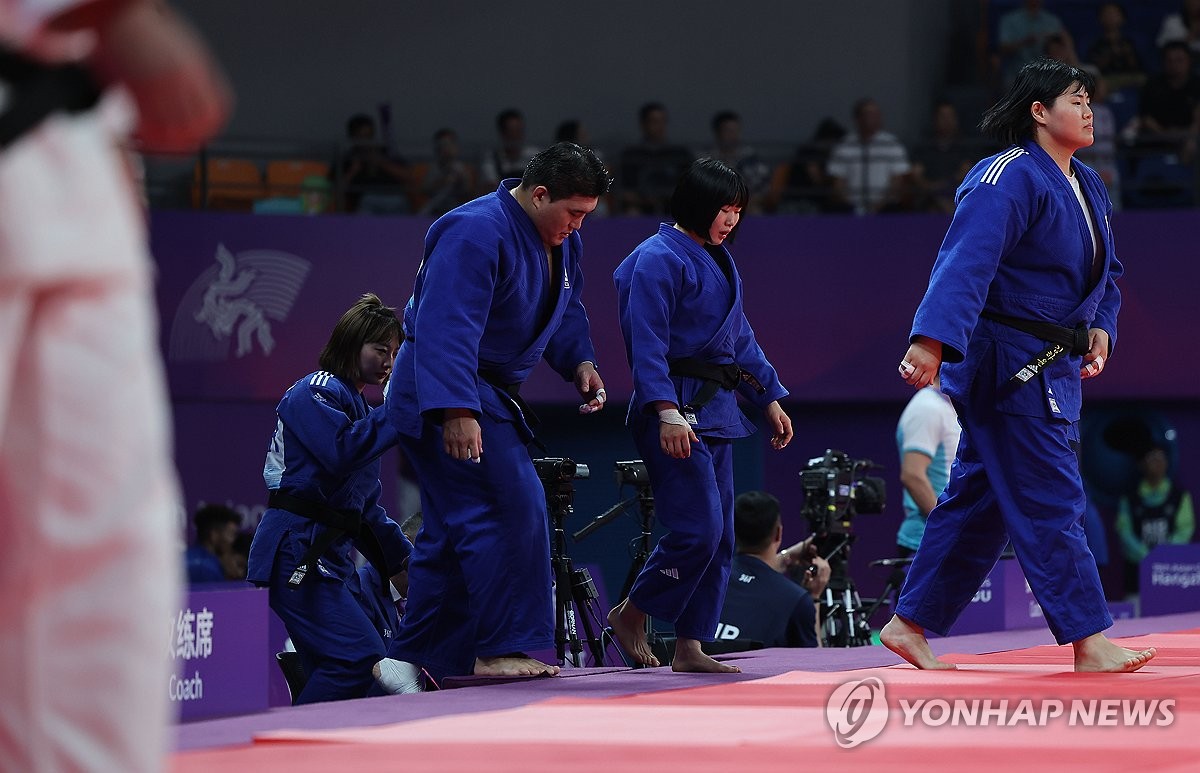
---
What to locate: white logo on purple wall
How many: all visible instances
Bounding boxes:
[169,244,310,361]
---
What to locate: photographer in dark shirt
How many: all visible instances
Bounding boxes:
[717,491,830,648]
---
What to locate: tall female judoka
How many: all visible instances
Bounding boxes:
[248,294,415,703]
[608,159,794,672]
[881,59,1156,672]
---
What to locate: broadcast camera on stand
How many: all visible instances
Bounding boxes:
[572,460,658,660]
[799,449,886,647]
[533,457,606,668]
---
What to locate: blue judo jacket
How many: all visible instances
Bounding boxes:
[614,224,787,438]
[387,181,597,439]
[248,371,410,586]
[911,141,1123,422]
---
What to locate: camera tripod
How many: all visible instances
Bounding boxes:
[858,554,914,626]
[548,495,607,668]
[814,533,874,647]
[573,475,661,663]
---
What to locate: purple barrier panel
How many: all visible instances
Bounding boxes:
[267,609,292,707]
[1001,559,1046,631]
[172,585,269,722]
[947,562,1008,636]
[1108,600,1138,620]
[1139,544,1200,617]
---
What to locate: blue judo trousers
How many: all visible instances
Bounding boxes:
[615,224,787,642]
[628,415,735,640]
[385,181,599,680]
[896,141,1123,644]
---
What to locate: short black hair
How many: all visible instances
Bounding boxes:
[194,504,240,543]
[346,113,374,137]
[520,142,612,199]
[433,127,456,142]
[979,58,1096,145]
[734,491,781,553]
[496,108,523,132]
[669,158,749,238]
[318,293,401,383]
[711,110,740,134]
[638,102,666,123]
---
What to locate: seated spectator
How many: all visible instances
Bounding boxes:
[826,98,912,215]
[1136,42,1200,154]
[716,491,830,649]
[1086,2,1146,91]
[1156,0,1200,57]
[300,175,332,215]
[418,128,473,217]
[555,120,611,217]
[769,117,851,214]
[1075,76,1123,209]
[554,119,590,147]
[222,530,252,581]
[1115,445,1195,596]
[186,504,241,584]
[338,112,410,214]
[996,0,1069,86]
[618,102,694,215]
[909,100,978,214]
[1044,32,1083,68]
[479,108,540,192]
[705,110,771,213]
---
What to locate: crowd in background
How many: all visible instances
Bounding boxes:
[181,1,1200,218]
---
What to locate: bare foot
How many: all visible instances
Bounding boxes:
[474,653,560,677]
[880,615,957,670]
[671,638,741,673]
[606,598,660,667]
[1073,634,1157,673]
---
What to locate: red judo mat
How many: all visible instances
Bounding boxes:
[172,627,1200,773]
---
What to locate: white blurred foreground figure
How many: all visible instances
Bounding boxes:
[0,1,229,770]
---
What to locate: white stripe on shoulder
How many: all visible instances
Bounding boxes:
[981,147,1028,185]
[310,371,333,387]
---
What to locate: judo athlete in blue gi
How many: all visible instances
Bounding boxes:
[880,59,1157,673]
[247,294,417,703]
[608,159,794,672]
[384,143,612,681]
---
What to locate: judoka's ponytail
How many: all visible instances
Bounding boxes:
[318,293,402,382]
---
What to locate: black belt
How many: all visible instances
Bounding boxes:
[0,47,102,149]
[478,369,540,430]
[668,357,766,413]
[981,311,1090,385]
[268,490,391,594]
[407,336,546,449]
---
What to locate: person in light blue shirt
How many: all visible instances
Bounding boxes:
[895,376,961,555]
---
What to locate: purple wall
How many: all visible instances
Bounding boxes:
[152,208,1200,405]
[153,209,1200,608]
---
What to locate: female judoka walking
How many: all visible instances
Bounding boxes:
[608,159,793,672]
[882,59,1156,672]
